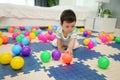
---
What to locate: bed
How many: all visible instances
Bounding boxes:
[0,3,97,28]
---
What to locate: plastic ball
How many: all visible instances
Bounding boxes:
[38,34,43,40]
[12,33,19,40]
[87,41,94,49]
[48,30,53,34]
[62,53,72,64]
[29,32,36,39]
[83,38,90,46]
[8,27,14,33]
[37,29,42,34]
[98,57,110,69]
[22,37,29,45]
[49,34,56,41]
[45,33,50,39]
[26,26,32,31]
[6,26,10,30]
[2,36,9,44]
[22,46,31,56]
[80,28,84,32]
[48,26,53,30]
[41,35,48,42]
[15,42,24,48]
[87,30,92,36]
[115,37,120,43]
[40,51,51,63]
[83,31,88,37]
[12,45,22,55]
[74,27,78,32]
[91,39,98,46]
[52,50,61,60]
[20,26,25,31]
[16,35,23,42]
[24,31,30,36]
[34,31,39,36]
[0,52,12,64]
[101,37,107,43]
[53,26,57,31]
[0,37,3,45]
[0,31,2,37]
[10,56,24,70]
[14,29,19,33]
[109,34,114,41]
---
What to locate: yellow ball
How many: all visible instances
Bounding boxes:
[0,37,3,45]
[80,28,85,32]
[0,52,12,64]
[83,38,90,46]
[0,31,2,37]
[109,34,114,41]
[29,32,36,39]
[48,26,53,30]
[10,56,24,70]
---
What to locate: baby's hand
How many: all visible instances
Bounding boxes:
[66,48,73,55]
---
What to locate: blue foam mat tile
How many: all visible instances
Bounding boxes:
[0,54,42,79]
[48,62,106,80]
[8,37,16,44]
[29,42,56,52]
[107,43,120,50]
[109,53,120,61]
[73,47,103,61]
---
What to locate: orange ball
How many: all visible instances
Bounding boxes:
[45,33,50,39]
[62,53,72,64]
[87,30,92,35]
[2,36,9,44]
[8,27,14,33]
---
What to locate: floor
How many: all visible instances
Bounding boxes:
[0,28,120,80]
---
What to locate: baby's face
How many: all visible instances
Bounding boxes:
[61,21,76,34]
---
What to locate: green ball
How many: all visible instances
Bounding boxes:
[74,27,78,32]
[34,31,39,36]
[14,29,19,33]
[21,31,25,34]
[40,51,51,63]
[98,57,110,69]
[16,36,23,42]
[6,26,10,31]
[115,37,120,43]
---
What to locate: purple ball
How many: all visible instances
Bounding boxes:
[22,46,31,56]
[15,42,24,48]
[20,26,25,31]
[52,50,61,60]
[48,30,53,34]
[83,31,88,37]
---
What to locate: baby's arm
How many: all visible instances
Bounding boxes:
[57,38,65,53]
[67,38,76,54]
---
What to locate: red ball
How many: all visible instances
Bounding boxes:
[62,53,72,64]
[2,36,9,44]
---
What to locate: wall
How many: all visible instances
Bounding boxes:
[103,0,120,28]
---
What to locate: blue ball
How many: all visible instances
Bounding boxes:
[22,37,29,45]
[12,45,22,56]
[38,29,42,34]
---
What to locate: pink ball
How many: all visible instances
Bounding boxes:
[12,33,19,40]
[41,35,48,42]
[101,37,107,43]
[24,32,30,36]
[49,34,56,41]
[87,41,94,49]
[38,34,43,40]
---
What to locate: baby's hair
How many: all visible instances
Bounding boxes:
[60,9,76,24]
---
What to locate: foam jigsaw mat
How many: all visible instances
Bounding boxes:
[0,29,120,80]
